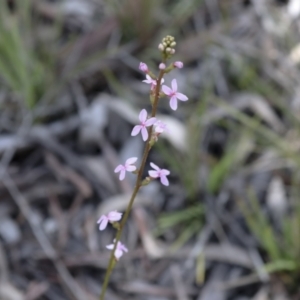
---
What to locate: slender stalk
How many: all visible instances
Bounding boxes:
[99,69,165,300]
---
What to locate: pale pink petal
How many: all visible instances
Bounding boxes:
[149,170,159,178]
[125,165,136,172]
[174,61,183,68]
[97,215,105,224]
[145,117,156,126]
[106,244,114,250]
[142,74,153,84]
[99,217,108,230]
[176,92,188,101]
[114,249,123,260]
[150,162,160,171]
[160,175,169,186]
[155,127,163,133]
[162,85,172,96]
[143,78,152,84]
[119,170,126,180]
[161,78,165,84]
[131,125,142,136]
[171,79,177,92]
[139,109,147,122]
[154,120,167,133]
[126,157,138,165]
[141,127,148,141]
[158,124,167,133]
[114,165,123,173]
[108,211,122,221]
[121,245,128,252]
[161,169,170,176]
[170,97,178,110]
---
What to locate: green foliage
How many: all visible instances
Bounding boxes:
[242,191,300,286]
[0,1,57,108]
[106,0,201,44]
[207,127,254,193]
[106,0,161,43]
[156,204,204,249]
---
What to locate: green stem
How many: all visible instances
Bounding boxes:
[99,68,165,300]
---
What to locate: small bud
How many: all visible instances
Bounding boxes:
[158,43,164,51]
[159,35,177,60]
[112,222,121,230]
[159,63,166,70]
[139,62,148,73]
[141,177,152,186]
[174,61,183,68]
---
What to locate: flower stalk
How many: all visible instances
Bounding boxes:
[98,35,187,300]
[99,68,165,300]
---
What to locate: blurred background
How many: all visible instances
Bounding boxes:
[0,0,300,299]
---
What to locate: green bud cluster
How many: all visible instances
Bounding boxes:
[158,35,176,60]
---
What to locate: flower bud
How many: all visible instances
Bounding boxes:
[141,177,152,186]
[158,43,164,51]
[174,61,183,68]
[159,63,166,70]
[159,35,177,60]
[139,62,148,73]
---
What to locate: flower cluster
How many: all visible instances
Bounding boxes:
[97,36,187,262]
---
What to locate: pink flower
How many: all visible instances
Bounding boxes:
[114,157,138,180]
[154,120,168,134]
[159,63,166,70]
[139,62,148,73]
[143,74,164,91]
[106,239,128,260]
[97,211,122,231]
[148,162,170,186]
[162,79,188,111]
[131,109,156,141]
[174,61,183,68]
